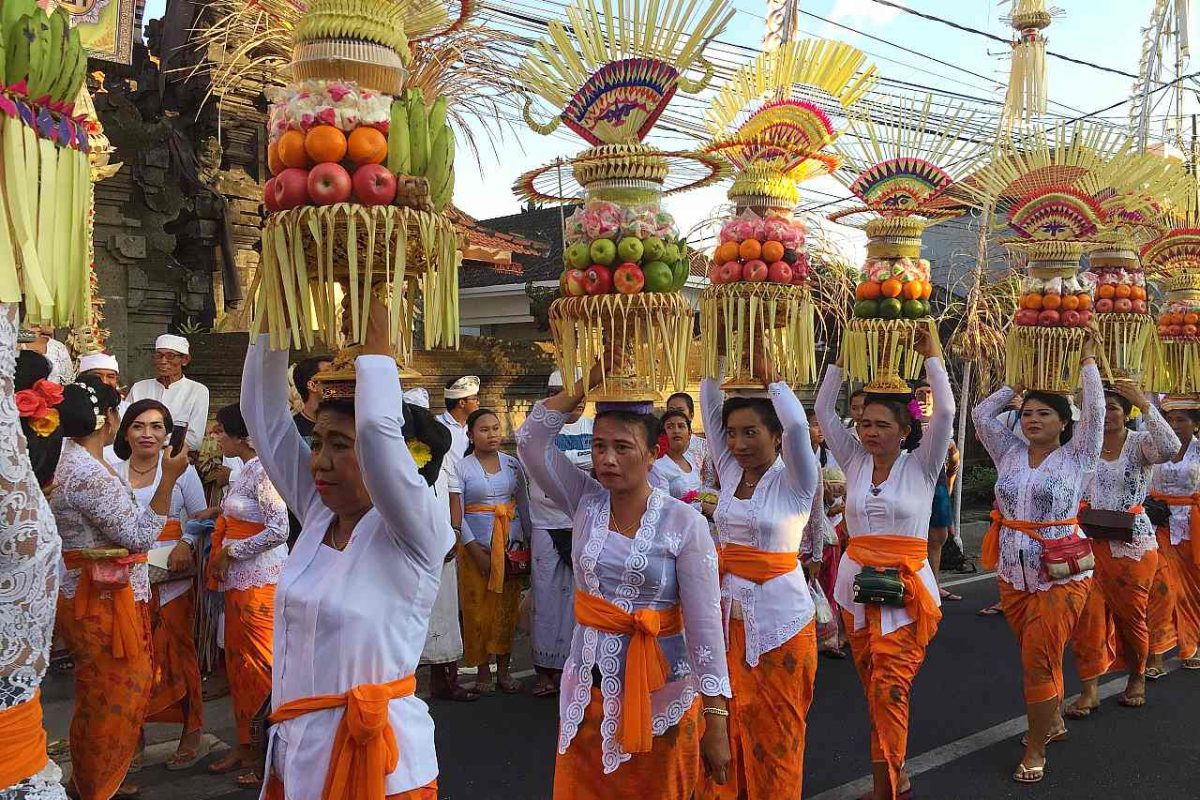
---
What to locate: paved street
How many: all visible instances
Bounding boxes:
[43,565,1200,799]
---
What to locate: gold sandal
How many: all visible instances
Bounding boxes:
[1013,762,1045,784]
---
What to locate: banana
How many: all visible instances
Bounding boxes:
[407,88,428,177]
[27,11,50,98]
[47,10,73,102]
[5,16,33,90]
[425,123,449,200]
[387,99,410,175]
[427,95,447,137]
[1,0,36,56]
[63,26,85,102]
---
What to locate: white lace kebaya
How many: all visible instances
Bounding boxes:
[516,401,731,775]
[972,362,1104,592]
[700,377,821,666]
[215,456,289,592]
[1084,405,1179,560]
[1151,437,1200,547]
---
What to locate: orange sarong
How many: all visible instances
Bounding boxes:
[268,676,416,800]
[206,516,266,590]
[56,593,152,800]
[1070,547,1158,680]
[1000,579,1091,704]
[0,691,49,788]
[1155,537,1200,659]
[718,542,798,583]
[62,550,149,660]
[1149,491,1200,566]
[458,543,521,667]
[553,687,700,800]
[845,535,941,649]
[573,590,684,754]
[225,584,276,745]
[464,502,517,594]
[147,585,204,734]
[697,619,816,800]
[1148,528,1179,656]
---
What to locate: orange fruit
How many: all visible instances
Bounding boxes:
[1022,293,1043,310]
[1060,294,1080,311]
[267,140,285,176]
[1097,284,1116,299]
[1114,284,1133,299]
[761,240,785,263]
[1132,286,1147,301]
[880,278,903,298]
[902,280,923,300]
[1077,293,1092,310]
[304,125,348,164]
[277,129,310,169]
[1185,312,1200,325]
[738,239,762,261]
[347,126,388,165]
[856,281,882,300]
[921,281,933,300]
[716,241,740,264]
[1042,293,1062,310]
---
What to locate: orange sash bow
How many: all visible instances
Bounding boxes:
[465,502,516,594]
[718,542,798,584]
[845,535,941,648]
[269,675,416,800]
[158,519,182,543]
[0,691,49,788]
[1149,491,1200,566]
[573,591,684,754]
[982,510,1080,571]
[62,550,149,659]
[206,516,266,590]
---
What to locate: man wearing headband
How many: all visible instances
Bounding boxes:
[78,352,121,390]
[128,334,210,453]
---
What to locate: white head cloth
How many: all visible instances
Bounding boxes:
[155,334,190,355]
[444,375,480,400]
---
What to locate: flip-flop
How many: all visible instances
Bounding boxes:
[977,604,1004,617]
[1145,666,1168,681]
[532,683,558,698]
[472,681,495,696]
[1117,692,1146,708]
[1013,762,1045,784]
[1064,702,1099,719]
[498,678,524,694]
[207,755,244,775]
[821,648,848,660]
[166,738,212,771]
[112,783,141,799]
[939,590,964,601]
[235,772,263,789]
[1020,727,1068,747]
[1182,657,1200,670]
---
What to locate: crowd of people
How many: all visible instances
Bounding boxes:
[3,299,1200,800]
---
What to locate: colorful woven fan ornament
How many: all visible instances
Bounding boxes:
[699,38,876,390]
[515,0,733,403]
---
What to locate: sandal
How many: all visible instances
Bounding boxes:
[112,783,141,799]
[1013,762,1045,784]
[498,677,524,694]
[977,603,1004,617]
[1117,692,1146,708]
[532,681,558,698]
[235,772,263,789]
[1145,665,1168,681]
[433,685,481,702]
[1020,727,1068,747]
[939,589,963,602]
[1182,657,1200,670]
[1064,701,1099,719]
[472,680,495,696]
[166,738,212,771]
[207,753,244,775]
[821,647,848,660]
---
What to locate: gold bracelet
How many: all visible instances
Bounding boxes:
[701,706,729,718]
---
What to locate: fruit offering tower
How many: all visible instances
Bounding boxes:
[828,96,986,391]
[513,0,732,402]
[700,39,876,390]
[0,0,94,326]
[955,126,1150,394]
[254,0,469,378]
[1145,208,1200,393]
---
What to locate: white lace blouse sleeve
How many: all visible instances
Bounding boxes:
[516,401,601,519]
[700,376,737,488]
[972,385,1019,463]
[354,354,455,570]
[226,463,289,560]
[241,336,320,524]
[801,478,828,561]
[815,364,863,469]
[676,513,731,698]
[1066,362,1104,469]
[915,357,956,482]
[1136,405,1180,467]
[71,467,164,553]
[770,380,818,504]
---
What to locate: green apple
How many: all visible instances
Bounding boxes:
[617,236,645,264]
[564,241,591,270]
[642,236,666,262]
[663,241,681,264]
[643,260,673,292]
[589,238,617,266]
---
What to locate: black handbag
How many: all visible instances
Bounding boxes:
[1145,497,1171,528]
[1078,506,1136,543]
[852,567,906,606]
[547,528,574,566]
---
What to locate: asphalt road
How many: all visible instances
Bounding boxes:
[43,567,1200,799]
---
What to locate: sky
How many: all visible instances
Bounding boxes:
[141,0,1188,260]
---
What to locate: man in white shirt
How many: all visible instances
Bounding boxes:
[80,353,130,466]
[422,374,481,701]
[128,334,210,453]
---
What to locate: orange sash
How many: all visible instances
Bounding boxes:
[718,542,798,584]
[982,510,1080,571]
[206,516,266,590]
[158,519,182,543]
[464,502,516,594]
[573,591,683,754]
[0,691,48,788]
[1149,491,1200,566]
[268,675,417,800]
[845,535,941,648]
[62,550,149,659]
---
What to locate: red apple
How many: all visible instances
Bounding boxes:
[1061,309,1082,327]
[563,268,588,297]
[1113,298,1133,314]
[1094,298,1114,313]
[585,264,613,295]
[352,163,397,206]
[708,261,722,282]
[1167,323,1183,337]
[263,178,280,212]
[1038,309,1061,327]
[1076,309,1093,326]
[273,168,310,209]
[1014,309,1039,327]
[742,259,768,282]
[1132,299,1148,314]
[613,262,646,294]
[1185,324,1199,338]
[719,261,743,283]
[767,260,793,284]
[307,162,353,206]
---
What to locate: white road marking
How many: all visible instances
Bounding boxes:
[807,659,1179,800]
[940,570,997,588]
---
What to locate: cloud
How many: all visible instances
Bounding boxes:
[828,0,904,25]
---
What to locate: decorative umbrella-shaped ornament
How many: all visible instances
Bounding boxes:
[952,125,1138,394]
[700,39,876,390]
[828,95,988,392]
[253,0,471,393]
[513,0,733,404]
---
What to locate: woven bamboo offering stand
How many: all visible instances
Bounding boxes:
[514,0,734,403]
[1145,227,1200,393]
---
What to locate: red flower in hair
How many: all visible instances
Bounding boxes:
[14,390,45,418]
[34,379,62,406]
